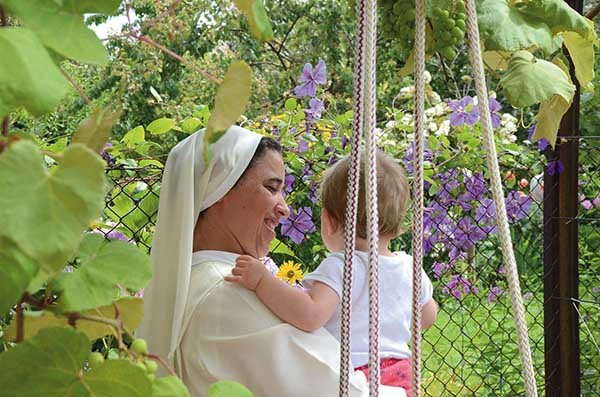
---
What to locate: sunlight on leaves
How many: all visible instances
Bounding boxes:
[533,94,571,149]
[561,31,595,92]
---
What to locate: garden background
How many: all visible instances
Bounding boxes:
[0,0,599,396]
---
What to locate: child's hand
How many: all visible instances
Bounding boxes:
[224,255,270,291]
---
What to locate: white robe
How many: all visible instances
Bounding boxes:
[176,252,406,397]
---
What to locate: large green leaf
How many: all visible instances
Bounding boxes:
[561,31,595,92]
[232,0,274,42]
[4,297,144,342]
[533,95,571,149]
[50,233,152,312]
[205,61,252,162]
[1,0,109,65]
[60,0,122,14]
[0,141,105,275]
[0,327,152,397]
[122,126,146,149]
[0,238,39,315]
[477,0,558,54]
[147,117,176,135]
[499,51,574,108]
[153,376,191,397]
[207,380,254,397]
[0,28,70,119]
[72,108,122,154]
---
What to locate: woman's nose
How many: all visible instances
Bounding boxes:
[276,194,290,218]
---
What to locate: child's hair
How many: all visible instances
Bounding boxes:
[320,149,410,239]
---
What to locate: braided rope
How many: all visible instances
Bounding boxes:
[463,0,538,395]
[339,0,368,395]
[363,0,381,395]
[410,0,427,396]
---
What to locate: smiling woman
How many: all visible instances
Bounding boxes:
[136,126,405,397]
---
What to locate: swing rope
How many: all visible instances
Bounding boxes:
[410,0,427,395]
[462,0,538,395]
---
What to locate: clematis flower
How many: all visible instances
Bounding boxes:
[448,96,479,126]
[304,98,324,121]
[547,159,565,176]
[295,59,327,98]
[527,124,549,151]
[474,97,501,128]
[280,206,316,244]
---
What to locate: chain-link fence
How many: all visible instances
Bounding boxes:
[101,140,599,396]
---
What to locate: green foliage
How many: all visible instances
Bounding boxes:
[72,108,122,153]
[0,28,70,120]
[232,0,274,42]
[0,142,105,274]
[0,238,38,315]
[208,380,254,397]
[49,233,151,312]
[152,376,191,397]
[0,327,153,397]
[0,0,112,65]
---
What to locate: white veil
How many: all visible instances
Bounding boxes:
[136,125,262,367]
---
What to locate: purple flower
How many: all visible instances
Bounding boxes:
[284,174,295,193]
[106,230,130,242]
[341,136,349,149]
[453,217,486,251]
[304,98,324,121]
[523,292,533,300]
[297,138,309,153]
[527,125,550,151]
[308,181,318,203]
[505,191,532,222]
[547,160,565,176]
[442,274,478,300]
[280,206,316,244]
[295,59,327,98]
[432,261,449,278]
[581,200,593,210]
[487,286,506,303]
[301,164,312,180]
[475,97,501,128]
[403,142,433,174]
[459,173,487,204]
[448,96,479,127]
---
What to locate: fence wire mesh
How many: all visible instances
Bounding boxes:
[101,139,599,396]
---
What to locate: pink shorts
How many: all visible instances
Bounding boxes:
[355,358,412,397]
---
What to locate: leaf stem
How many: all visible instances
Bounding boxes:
[0,6,7,26]
[60,68,92,106]
[133,34,221,85]
[145,353,178,377]
[2,116,8,137]
[15,295,25,343]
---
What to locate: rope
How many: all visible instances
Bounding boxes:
[363,0,381,395]
[339,0,368,394]
[411,0,427,395]
[463,0,538,395]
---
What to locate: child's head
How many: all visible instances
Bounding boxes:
[319,149,410,250]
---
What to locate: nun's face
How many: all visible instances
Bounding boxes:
[220,150,289,257]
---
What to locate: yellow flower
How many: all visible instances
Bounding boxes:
[322,130,331,143]
[277,261,304,285]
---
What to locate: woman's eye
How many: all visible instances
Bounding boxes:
[266,186,278,193]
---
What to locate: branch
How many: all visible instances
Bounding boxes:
[0,6,7,26]
[16,296,24,343]
[138,0,183,33]
[60,68,92,105]
[2,117,8,137]
[586,3,600,20]
[133,34,221,85]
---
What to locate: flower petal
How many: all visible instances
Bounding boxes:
[313,59,327,84]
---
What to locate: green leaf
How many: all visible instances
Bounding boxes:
[533,94,571,149]
[0,28,70,119]
[477,0,558,54]
[139,159,164,168]
[0,141,105,275]
[207,380,254,397]
[122,126,146,148]
[232,0,274,42]
[50,234,152,312]
[4,297,144,342]
[147,118,176,135]
[284,98,297,111]
[1,0,109,65]
[181,117,203,134]
[561,31,595,92]
[59,0,121,14]
[72,108,121,154]
[499,51,574,108]
[0,327,152,396]
[399,50,414,77]
[204,61,252,162]
[269,238,298,259]
[153,376,191,397]
[0,238,39,315]
[482,51,511,71]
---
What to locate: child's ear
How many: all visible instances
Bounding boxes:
[322,208,340,234]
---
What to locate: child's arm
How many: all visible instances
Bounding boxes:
[225,255,339,332]
[421,298,438,329]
